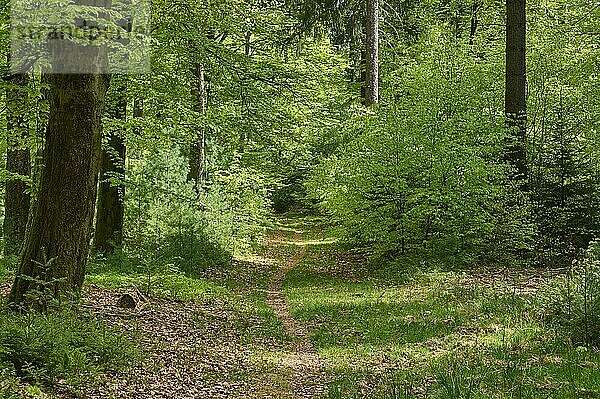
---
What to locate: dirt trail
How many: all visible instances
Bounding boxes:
[266,229,327,398]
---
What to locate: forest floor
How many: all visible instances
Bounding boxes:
[2,215,600,398]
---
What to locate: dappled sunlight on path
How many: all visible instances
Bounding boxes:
[265,227,328,398]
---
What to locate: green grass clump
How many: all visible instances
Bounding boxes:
[282,225,600,399]
[0,309,137,388]
[87,271,227,302]
[536,245,600,346]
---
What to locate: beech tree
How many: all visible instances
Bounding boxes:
[187,63,207,194]
[9,42,110,309]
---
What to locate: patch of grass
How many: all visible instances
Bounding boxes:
[87,271,227,302]
[283,227,600,399]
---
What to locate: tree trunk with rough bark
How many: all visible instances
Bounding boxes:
[9,57,110,310]
[3,72,31,256]
[505,0,527,183]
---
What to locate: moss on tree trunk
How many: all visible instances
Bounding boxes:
[9,71,110,310]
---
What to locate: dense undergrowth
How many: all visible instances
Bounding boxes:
[0,262,138,398]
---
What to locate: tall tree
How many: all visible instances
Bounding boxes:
[8,42,110,310]
[187,63,207,194]
[3,71,31,255]
[94,78,127,255]
[364,0,379,106]
[505,0,527,182]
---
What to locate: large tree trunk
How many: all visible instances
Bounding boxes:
[94,78,127,255]
[3,72,31,256]
[8,66,110,310]
[505,0,527,182]
[364,0,379,106]
[187,63,207,194]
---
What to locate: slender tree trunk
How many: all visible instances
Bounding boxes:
[360,48,367,100]
[3,72,31,255]
[187,63,207,194]
[469,1,482,46]
[245,31,253,57]
[454,4,464,39]
[94,79,127,255]
[505,0,527,182]
[9,65,110,310]
[133,98,143,122]
[365,0,379,106]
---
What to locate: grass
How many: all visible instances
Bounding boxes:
[86,252,291,345]
[3,216,598,398]
[283,225,600,399]
[86,270,228,302]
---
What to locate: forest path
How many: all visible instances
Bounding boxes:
[1,217,334,399]
[264,225,327,398]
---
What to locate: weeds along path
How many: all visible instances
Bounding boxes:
[265,226,327,398]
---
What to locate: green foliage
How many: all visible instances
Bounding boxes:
[0,256,16,284]
[527,0,600,267]
[0,368,19,399]
[536,241,600,346]
[124,147,232,274]
[309,33,531,267]
[0,309,137,387]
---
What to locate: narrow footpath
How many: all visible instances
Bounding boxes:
[265,227,327,398]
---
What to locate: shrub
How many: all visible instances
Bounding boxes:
[536,240,600,345]
[308,36,532,267]
[0,309,137,386]
[124,147,269,276]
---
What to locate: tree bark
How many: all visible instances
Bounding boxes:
[364,0,379,106]
[469,1,482,46]
[94,80,127,255]
[187,63,207,194]
[8,49,110,310]
[505,0,527,182]
[3,72,31,256]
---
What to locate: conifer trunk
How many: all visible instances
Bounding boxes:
[364,0,379,106]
